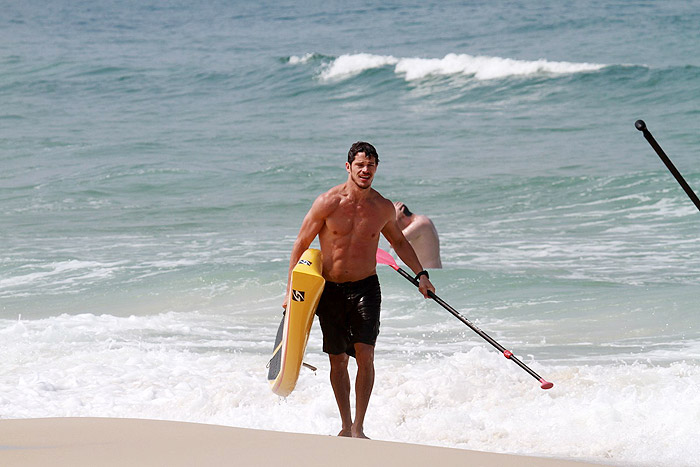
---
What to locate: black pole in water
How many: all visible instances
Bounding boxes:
[635,119,700,212]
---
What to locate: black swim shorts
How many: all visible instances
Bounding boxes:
[315,274,381,357]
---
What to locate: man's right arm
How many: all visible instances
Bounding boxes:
[284,194,329,308]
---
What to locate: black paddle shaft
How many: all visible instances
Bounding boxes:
[635,120,700,212]
[395,266,548,384]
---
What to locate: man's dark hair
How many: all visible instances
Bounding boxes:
[401,204,413,216]
[348,141,379,164]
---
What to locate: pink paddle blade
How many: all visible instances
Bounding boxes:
[540,379,554,390]
[376,248,399,270]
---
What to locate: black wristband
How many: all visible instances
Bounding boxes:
[415,270,429,281]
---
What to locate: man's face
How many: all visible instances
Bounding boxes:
[346,152,377,189]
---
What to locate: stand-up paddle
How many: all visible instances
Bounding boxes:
[376,248,554,390]
[635,119,700,212]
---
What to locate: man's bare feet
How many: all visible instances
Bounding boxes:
[337,427,369,438]
[351,426,369,439]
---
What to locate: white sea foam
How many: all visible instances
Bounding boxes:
[288,53,315,65]
[1,312,698,466]
[0,260,119,290]
[319,53,399,80]
[314,52,605,82]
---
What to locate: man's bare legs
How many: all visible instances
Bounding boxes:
[352,343,374,438]
[329,352,353,437]
[328,343,375,439]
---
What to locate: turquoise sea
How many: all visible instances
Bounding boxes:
[2,1,699,465]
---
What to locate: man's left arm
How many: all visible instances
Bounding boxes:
[382,217,435,298]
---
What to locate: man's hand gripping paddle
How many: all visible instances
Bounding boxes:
[376,248,554,390]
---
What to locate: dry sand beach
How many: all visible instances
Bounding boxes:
[0,418,607,467]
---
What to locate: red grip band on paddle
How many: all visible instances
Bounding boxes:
[503,350,513,359]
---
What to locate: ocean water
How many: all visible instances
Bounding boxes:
[2,1,700,465]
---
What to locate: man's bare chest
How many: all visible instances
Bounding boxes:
[324,202,385,238]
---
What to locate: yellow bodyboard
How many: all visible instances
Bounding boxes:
[268,248,325,397]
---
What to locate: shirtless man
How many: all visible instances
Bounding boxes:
[394,202,443,269]
[285,141,435,439]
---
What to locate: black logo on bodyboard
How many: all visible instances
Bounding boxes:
[298,259,312,266]
[292,289,305,302]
